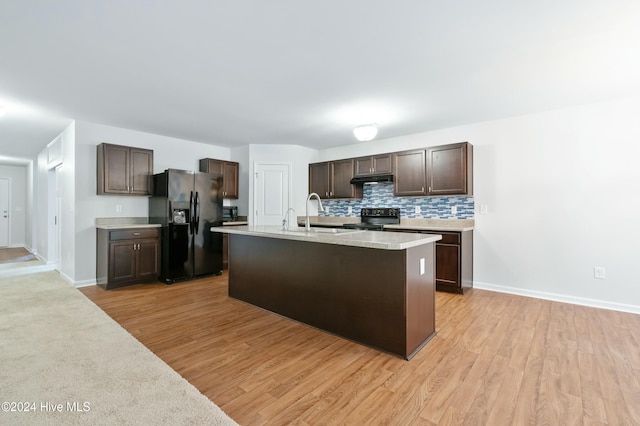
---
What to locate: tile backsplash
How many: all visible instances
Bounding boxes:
[319,182,474,219]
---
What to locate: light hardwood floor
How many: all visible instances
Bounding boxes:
[0,247,34,264]
[80,273,640,425]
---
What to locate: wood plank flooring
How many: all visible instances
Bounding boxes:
[80,273,640,425]
[0,247,34,264]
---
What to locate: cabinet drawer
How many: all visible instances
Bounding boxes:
[432,232,460,245]
[109,228,159,241]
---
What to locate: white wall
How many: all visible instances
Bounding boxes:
[71,121,232,285]
[0,164,28,247]
[317,95,640,312]
[246,144,318,224]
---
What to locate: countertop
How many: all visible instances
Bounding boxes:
[95,217,160,230]
[211,225,441,250]
[96,224,161,230]
[223,221,248,226]
[298,216,474,232]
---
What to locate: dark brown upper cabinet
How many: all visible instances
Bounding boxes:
[393,149,427,196]
[97,143,153,195]
[426,142,473,196]
[353,154,393,177]
[199,158,240,199]
[309,159,362,199]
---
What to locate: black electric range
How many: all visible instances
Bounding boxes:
[342,208,401,231]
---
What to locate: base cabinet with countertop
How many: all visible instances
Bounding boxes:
[391,228,473,294]
[214,226,440,359]
[96,227,160,289]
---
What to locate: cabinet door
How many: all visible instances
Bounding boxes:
[136,239,160,280]
[222,161,239,199]
[394,150,426,196]
[109,241,137,282]
[330,159,357,198]
[200,159,223,175]
[353,157,374,177]
[129,148,153,195]
[102,144,130,194]
[372,154,393,174]
[435,243,460,290]
[427,142,472,195]
[309,162,330,198]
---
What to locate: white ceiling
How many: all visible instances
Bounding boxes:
[1,0,640,161]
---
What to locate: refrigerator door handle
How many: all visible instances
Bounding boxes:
[194,191,200,235]
[189,191,195,234]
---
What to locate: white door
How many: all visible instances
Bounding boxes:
[0,178,9,247]
[254,163,290,226]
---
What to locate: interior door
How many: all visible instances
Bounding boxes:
[0,178,9,247]
[254,163,290,226]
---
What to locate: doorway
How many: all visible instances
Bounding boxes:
[47,165,62,267]
[253,163,291,226]
[0,178,9,247]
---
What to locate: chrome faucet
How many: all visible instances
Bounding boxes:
[282,207,296,230]
[305,193,325,231]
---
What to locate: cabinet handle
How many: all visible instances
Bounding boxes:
[421,186,424,192]
[329,191,333,197]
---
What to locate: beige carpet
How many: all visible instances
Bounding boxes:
[0,271,237,426]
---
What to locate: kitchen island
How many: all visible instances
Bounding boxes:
[211,226,441,360]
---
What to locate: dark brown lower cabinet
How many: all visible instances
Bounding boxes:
[389,229,473,294]
[97,228,160,289]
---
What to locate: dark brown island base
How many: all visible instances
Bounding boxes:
[211,226,442,360]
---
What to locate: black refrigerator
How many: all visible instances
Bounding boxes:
[149,169,223,283]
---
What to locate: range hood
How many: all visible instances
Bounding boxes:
[350,174,394,184]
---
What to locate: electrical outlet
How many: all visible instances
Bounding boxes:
[415,206,421,214]
[480,204,488,215]
[451,205,457,215]
[347,206,352,215]
[115,204,122,213]
[594,267,606,279]
[324,206,330,214]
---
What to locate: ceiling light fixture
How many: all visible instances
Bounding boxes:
[353,124,378,141]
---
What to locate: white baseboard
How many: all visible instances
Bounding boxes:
[74,279,97,288]
[473,281,640,315]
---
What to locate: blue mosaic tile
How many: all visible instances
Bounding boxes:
[320,182,474,219]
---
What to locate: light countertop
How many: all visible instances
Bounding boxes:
[95,217,159,230]
[211,225,441,250]
[96,224,161,230]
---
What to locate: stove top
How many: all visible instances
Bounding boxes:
[342,207,401,231]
